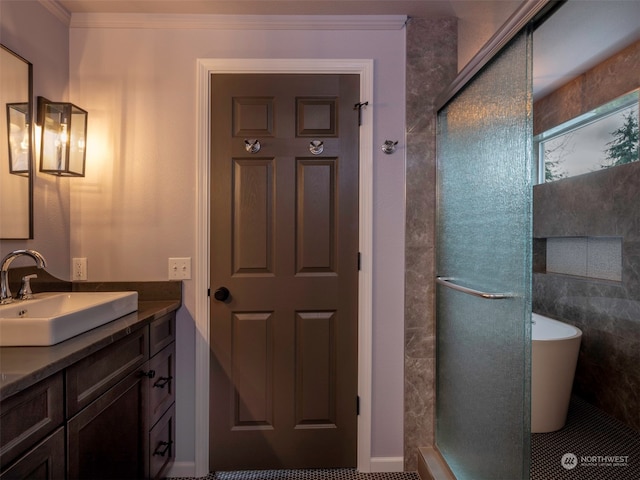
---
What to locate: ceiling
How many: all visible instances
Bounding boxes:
[533,0,640,98]
[56,0,640,99]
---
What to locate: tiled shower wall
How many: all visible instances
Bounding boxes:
[533,162,640,432]
[532,41,640,433]
[404,18,457,471]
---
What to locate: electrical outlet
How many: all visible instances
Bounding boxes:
[72,258,87,281]
[168,257,191,280]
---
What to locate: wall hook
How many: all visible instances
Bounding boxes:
[309,140,324,155]
[382,140,398,154]
[244,139,261,154]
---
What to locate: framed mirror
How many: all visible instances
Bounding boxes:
[0,44,33,239]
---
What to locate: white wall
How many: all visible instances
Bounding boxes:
[69,16,407,468]
[0,0,70,278]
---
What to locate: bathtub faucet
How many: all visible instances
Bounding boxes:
[0,249,48,304]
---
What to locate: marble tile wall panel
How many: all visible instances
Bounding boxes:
[545,237,623,281]
[586,237,623,281]
[404,17,457,472]
[533,161,640,432]
[546,237,588,277]
[534,40,639,135]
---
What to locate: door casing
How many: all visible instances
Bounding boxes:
[194,58,374,477]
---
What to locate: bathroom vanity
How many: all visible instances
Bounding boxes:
[0,280,180,480]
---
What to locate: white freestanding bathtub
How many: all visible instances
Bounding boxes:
[531,312,582,433]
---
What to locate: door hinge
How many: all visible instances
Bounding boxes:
[356,396,360,416]
[357,252,362,271]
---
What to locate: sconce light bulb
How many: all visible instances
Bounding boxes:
[20,129,29,151]
[59,123,68,145]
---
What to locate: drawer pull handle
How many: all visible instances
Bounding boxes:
[153,440,173,457]
[139,370,156,379]
[153,376,173,388]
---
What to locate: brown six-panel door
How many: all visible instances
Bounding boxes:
[209,74,360,470]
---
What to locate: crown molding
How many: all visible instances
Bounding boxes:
[38,0,72,26]
[69,13,407,30]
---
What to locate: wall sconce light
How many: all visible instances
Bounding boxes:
[6,102,30,176]
[37,96,87,177]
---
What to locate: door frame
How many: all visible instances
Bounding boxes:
[194,58,374,476]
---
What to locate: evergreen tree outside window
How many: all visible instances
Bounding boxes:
[535,90,639,183]
[602,111,639,168]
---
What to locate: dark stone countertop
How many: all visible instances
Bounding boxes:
[0,299,180,400]
[0,269,183,401]
[0,270,183,400]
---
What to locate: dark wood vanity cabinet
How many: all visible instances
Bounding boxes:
[0,428,65,480]
[147,313,176,480]
[0,312,176,480]
[0,374,65,480]
[149,404,175,480]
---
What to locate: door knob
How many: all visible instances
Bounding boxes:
[214,286,230,302]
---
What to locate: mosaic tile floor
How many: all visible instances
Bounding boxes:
[531,396,640,480]
[172,396,639,480]
[170,470,418,480]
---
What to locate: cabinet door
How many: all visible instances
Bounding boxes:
[0,373,64,470]
[0,428,65,480]
[67,369,148,480]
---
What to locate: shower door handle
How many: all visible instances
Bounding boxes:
[436,277,513,300]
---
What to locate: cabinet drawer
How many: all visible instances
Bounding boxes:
[149,404,175,480]
[66,327,148,417]
[0,427,65,480]
[0,373,64,470]
[148,344,175,428]
[149,313,175,357]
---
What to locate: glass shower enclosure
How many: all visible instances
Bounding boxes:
[435,29,534,479]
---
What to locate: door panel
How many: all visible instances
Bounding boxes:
[296,159,337,274]
[295,311,337,427]
[210,74,359,470]
[436,29,533,479]
[232,159,275,275]
[232,312,274,429]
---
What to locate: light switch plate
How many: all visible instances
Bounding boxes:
[168,257,191,280]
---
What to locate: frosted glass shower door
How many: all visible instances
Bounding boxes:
[436,30,533,479]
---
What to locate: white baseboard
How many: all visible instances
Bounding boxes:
[370,456,405,472]
[167,461,196,478]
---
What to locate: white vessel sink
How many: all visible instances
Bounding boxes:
[0,291,138,346]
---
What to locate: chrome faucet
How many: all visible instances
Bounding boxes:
[0,249,47,304]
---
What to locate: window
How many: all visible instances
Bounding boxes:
[535,89,639,183]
